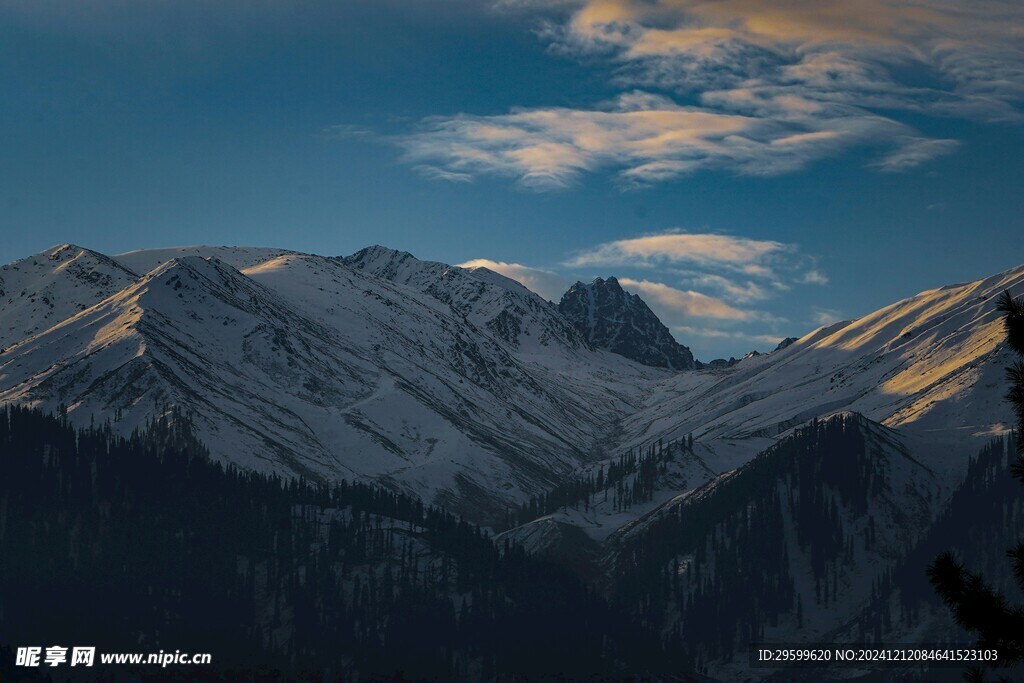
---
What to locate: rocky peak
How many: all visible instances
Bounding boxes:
[557,277,695,370]
[774,337,798,352]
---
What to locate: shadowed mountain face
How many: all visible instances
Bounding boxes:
[558,276,696,370]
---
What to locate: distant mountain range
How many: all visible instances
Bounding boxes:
[1,244,1019,519]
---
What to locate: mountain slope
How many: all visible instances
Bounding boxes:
[843,433,1024,652]
[558,276,696,370]
[618,264,1024,478]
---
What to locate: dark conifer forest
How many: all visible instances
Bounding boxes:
[0,406,687,682]
[5,400,1024,681]
[6,402,1024,681]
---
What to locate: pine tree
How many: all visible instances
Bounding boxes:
[928,290,1024,662]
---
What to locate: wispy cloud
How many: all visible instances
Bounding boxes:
[676,273,772,303]
[416,165,475,184]
[564,231,789,269]
[320,124,375,141]
[798,270,829,286]
[458,258,570,300]
[871,137,960,172]
[402,0,1024,188]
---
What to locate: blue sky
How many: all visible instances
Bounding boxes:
[2,0,1023,360]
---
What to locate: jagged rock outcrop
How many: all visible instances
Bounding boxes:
[557,277,695,370]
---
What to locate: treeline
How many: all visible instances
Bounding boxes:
[0,406,688,681]
[509,435,696,528]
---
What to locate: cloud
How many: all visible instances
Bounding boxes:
[402,0,1024,187]
[618,278,750,320]
[564,231,789,269]
[798,269,830,286]
[564,229,825,291]
[458,258,570,301]
[871,137,960,172]
[677,273,772,302]
[416,165,475,184]
[559,0,1024,103]
[673,325,784,347]
[567,228,826,305]
[403,92,918,188]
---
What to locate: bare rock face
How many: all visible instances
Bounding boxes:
[775,336,799,351]
[557,276,696,371]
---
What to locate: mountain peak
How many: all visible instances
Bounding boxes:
[0,244,139,348]
[557,277,695,370]
[344,245,416,269]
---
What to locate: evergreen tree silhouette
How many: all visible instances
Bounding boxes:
[928,290,1024,663]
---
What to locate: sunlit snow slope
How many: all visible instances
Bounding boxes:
[617,265,1024,477]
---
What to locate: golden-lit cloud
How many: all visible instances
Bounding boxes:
[404,0,1024,187]
[564,232,790,268]
[404,92,916,188]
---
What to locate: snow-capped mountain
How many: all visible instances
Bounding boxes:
[558,276,696,370]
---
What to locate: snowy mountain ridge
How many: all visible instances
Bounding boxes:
[0,243,1020,531]
[0,244,663,523]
